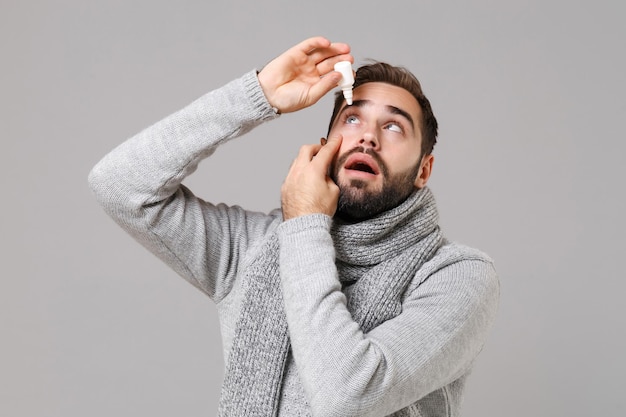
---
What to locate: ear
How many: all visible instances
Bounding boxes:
[414,154,434,189]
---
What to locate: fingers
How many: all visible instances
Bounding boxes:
[308,43,351,62]
[308,71,343,101]
[260,37,352,114]
[290,135,341,174]
[296,36,350,57]
[311,134,342,169]
[296,36,332,54]
[296,37,352,73]
[282,137,341,219]
[309,43,352,76]
[315,52,354,76]
[295,143,323,166]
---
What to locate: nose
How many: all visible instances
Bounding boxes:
[359,131,379,150]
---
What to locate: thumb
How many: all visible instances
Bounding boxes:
[308,71,343,103]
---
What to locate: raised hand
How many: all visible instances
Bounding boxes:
[281,135,343,220]
[258,37,353,114]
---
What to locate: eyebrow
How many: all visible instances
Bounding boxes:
[338,99,416,131]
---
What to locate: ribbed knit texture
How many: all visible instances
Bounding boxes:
[219,187,443,416]
[218,235,289,416]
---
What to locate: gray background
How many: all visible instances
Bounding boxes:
[2,0,624,416]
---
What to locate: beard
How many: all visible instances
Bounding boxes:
[331,147,421,222]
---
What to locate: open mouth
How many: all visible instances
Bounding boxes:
[346,161,376,174]
[344,154,380,176]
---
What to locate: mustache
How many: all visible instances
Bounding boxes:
[334,146,389,177]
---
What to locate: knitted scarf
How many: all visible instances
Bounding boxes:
[218,187,443,416]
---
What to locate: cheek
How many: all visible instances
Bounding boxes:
[389,151,422,177]
[332,128,362,152]
[329,120,361,140]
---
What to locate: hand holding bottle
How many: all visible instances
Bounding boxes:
[257,37,353,114]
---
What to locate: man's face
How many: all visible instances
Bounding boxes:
[328,82,429,220]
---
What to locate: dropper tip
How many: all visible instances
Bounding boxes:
[342,88,353,105]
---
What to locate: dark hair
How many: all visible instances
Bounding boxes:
[328,61,438,158]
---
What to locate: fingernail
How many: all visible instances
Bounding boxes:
[321,137,328,145]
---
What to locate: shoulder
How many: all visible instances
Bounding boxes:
[438,240,494,264]
[406,240,499,298]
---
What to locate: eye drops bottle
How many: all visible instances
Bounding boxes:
[334,61,354,105]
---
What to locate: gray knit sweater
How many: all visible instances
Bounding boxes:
[88,70,500,417]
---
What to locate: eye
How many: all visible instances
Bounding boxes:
[345,115,360,124]
[384,122,403,133]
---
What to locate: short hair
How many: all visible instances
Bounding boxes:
[328,61,438,158]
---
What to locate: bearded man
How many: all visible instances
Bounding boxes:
[89,37,499,417]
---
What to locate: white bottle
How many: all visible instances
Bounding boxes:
[334,61,354,105]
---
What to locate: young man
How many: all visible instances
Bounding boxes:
[89,37,499,417]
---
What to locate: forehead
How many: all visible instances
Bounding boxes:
[349,82,422,126]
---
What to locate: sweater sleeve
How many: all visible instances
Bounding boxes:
[88,70,280,302]
[277,214,499,417]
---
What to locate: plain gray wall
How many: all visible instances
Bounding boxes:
[2,0,624,415]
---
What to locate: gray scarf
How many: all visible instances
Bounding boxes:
[218,187,443,416]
